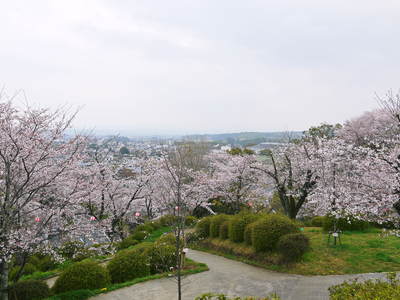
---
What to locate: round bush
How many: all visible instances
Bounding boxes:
[131,231,148,241]
[147,243,176,274]
[244,222,257,245]
[209,215,229,238]
[107,248,150,283]
[228,214,259,243]
[252,215,298,252]
[185,216,198,227]
[156,233,176,246]
[9,280,50,300]
[277,233,310,262]
[117,236,139,250]
[196,217,212,238]
[219,221,230,239]
[158,215,178,226]
[53,261,110,294]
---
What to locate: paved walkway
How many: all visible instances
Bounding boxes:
[92,250,390,300]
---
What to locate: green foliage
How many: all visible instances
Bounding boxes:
[156,233,176,246]
[244,222,257,245]
[131,231,148,241]
[322,216,370,232]
[135,224,154,233]
[329,273,400,299]
[277,233,309,262]
[52,261,110,294]
[185,215,198,227]
[107,248,150,283]
[252,215,298,252]
[229,214,259,243]
[45,289,96,300]
[311,216,325,227]
[196,216,212,238]
[35,255,57,272]
[71,248,97,262]
[8,280,50,300]
[158,215,178,226]
[227,148,255,155]
[58,241,85,260]
[9,263,37,282]
[146,243,176,274]
[210,215,230,238]
[219,221,230,240]
[117,236,139,250]
[195,293,280,300]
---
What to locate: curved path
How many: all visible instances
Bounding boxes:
[92,250,389,300]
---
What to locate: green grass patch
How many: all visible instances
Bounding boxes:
[143,226,171,243]
[193,227,400,275]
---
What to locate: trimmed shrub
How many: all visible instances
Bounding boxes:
[117,236,139,250]
[9,263,37,282]
[107,248,150,283]
[322,216,370,232]
[72,248,97,262]
[277,233,309,262]
[329,273,400,300]
[185,215,198,227]
[196,217,212,238]
[147,243,176,274]
[156,233,176,246]
[229,214,259,243]
[52,261,110,294]
[252,215,298,252]
[244,222,257,245]
[131,231,148,241]
[219,221,230,240]
[209,215,229,238]
[9,280,50,300]
[311,216,325,227]
[158,215,178,226]
[186,231,202,244]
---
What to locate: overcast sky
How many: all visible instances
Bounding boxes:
[1,1,400,135]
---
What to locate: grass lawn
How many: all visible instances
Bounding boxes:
[193,227,400,275]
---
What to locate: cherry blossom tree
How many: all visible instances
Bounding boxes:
[208,152,266,213]
[254,141,318,219]
[83,150,158,241]
[0,100,88,300]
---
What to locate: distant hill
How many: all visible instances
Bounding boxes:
[183,131,303,146]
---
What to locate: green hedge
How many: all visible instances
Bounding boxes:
[147,243,176,274]
[107,248,150,283]
[277,233,309,262]
[196,217,212,238]
[117,236,139,250]
[228,214,259,243]
[52,261,110,294]
[329,273,400,299]
[209,215,230,238]
[322,216,370,232]
[219,221,230,240]
[244,222,257,245]
[9,280,50,300]
[252,215,298,252]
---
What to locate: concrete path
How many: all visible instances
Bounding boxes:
[91,250,390,300]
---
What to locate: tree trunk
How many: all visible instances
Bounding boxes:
[0,261,8,300]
